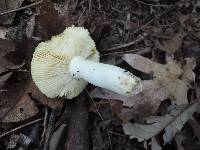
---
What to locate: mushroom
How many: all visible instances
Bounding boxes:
[31,26,142,99]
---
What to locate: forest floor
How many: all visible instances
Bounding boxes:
[0,0,200,150]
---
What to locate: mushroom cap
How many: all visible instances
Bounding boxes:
[31,26,99,99]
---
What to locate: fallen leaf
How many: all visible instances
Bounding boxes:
[0,79,46,122]
[2,86,38,122]
[0,78,62,122]
[90,81,168,120]
[36,0,71,39]
[154,30,185,53]
[0,73,30,121]
[123,54,195,105]
[2,94,38,122]
[122,103,198,143]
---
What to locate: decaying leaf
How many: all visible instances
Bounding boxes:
[0,78,38,122]
[2,92,38,123]
[0,78,63,122]
[154,30,185,53]
[90,84,167,120]
[123,54,196,105]
[122,103,198,143]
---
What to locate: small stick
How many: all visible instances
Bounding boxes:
[39,106,48,147]
[103,4,176,52]
[86,90,104,120]
[0,0,43,16]
[134,0,173,7]
[0,118,43,139]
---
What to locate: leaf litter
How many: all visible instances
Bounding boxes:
[122,102,198,143]
[0,0,200,149]
[123,54,196,105]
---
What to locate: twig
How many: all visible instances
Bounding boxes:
[0,0,43,16]
[107,131,113,150]
[104,33,147,52]
[140,4,176,28]
[108,131,125,137]
[100,49,140,57]
[100,47,151,57]
[103,4,176,52]
[88,0,92,13]
[134,0,173,7]
[86,90,104,120]
[77,7,86,25]
[39,106,48,147]
[0,118,44,139]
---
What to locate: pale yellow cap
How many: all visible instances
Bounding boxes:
[31,26,99,99]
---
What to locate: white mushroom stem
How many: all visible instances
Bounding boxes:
[69,56,142,96]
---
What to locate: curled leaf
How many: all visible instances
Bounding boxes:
[122,103,198,143]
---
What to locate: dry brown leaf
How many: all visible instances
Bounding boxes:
[0,80,34,122]
[154,31,185,53]
[2,94,38,123]
[90,82,167,120]
[122,103,198,143]
[91,54,195,121]
[0,74,28,121]
[1,79,64,122]
[36,0,71,39]
[0,39,24,75]
[123,54,195,105]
